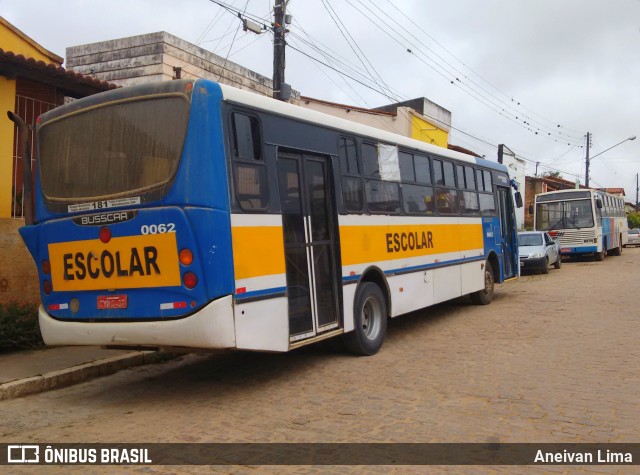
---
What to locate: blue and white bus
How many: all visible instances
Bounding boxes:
[17,78,520,355]
[534,188,627,260]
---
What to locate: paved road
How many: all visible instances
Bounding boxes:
[2,248,639,473]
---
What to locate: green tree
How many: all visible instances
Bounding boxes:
[628,212,640,229]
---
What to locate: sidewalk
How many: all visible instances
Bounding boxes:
[0,346,158,400]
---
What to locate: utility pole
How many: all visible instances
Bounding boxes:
[636,173,638,208]
[273,1,287,101]
[584,132,591,188]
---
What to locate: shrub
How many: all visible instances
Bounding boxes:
[0,302,44,352]
[628,212,640,229]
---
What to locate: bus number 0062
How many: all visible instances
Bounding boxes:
[140,223,176,235]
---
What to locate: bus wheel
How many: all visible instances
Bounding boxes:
[471,261,494,305]
[595,247,605,261]
[612,239,622,256]
[343,282,387,356]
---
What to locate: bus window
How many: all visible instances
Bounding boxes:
[434,159,456,187]
[414,154,431,184]
[402,184,434,214]
[231,112,268,211]
[366,180,400,213]
[338,137,359,175]
[233,163,269,210]
[436,188,459,214]
[398,151,415,182]
[338,137,363,212]
[465,167,476,190]
[362,143,379,178]
[460,191,480,215]
[342,177,363,213]
[232,113,262,161]
[479,193,497,215]
[478,170,492,192]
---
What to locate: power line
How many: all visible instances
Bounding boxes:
[378,0,584,140]
[319,0,399,102]
[341,0,583,145]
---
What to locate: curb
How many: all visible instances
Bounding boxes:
[0,351,156,401]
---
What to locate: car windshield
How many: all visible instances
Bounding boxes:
[518,234,543,246]
[630,230,639,235]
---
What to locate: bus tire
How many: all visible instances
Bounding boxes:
[343,282,387,356]
[470,261,495,305]
[612,239,622,256]
[595,246,605,261]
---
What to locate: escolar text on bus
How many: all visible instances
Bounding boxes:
[385,231,434,253]
[62,247,161,280]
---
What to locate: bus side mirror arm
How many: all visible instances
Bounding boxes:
[7,111,34,225]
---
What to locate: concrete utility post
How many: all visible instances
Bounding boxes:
[273,1,287,101]
[584,132,591,188]
[585,134,636,189]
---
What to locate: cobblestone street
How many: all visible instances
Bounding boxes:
[1,249,639,473]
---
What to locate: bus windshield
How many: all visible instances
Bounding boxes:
[536,199,594,230]
[38,95,190,202]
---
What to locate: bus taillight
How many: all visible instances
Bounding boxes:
[99,226,112,243]
[42,259,51,275]
[43,280,52,295]
[183,272,197,289]
[179,248,193,266]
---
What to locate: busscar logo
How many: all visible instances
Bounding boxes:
[72,211,136,226]
[8,445,39,463]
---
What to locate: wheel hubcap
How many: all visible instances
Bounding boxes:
[362,296,382,340]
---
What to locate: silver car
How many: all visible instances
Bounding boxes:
[518,231,561,274]
[624,228,640,247]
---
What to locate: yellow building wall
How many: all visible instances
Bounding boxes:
[0,76,16,218]
[0,17,62,65]
[410,114,449,148]
[0,18,62,218]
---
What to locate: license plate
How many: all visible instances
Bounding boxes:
[97,295,128,309]
[561,248,571,253]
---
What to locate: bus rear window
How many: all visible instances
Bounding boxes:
[38,95,190,202]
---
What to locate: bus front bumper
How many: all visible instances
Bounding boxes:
[559,245,597,255]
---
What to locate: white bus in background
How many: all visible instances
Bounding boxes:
[533,189,627,261]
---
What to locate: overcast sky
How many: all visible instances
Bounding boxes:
[3,0,640,198]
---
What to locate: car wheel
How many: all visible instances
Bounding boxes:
[553,256,561,269]
[541,258,549,274]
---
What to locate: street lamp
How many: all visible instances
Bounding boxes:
[585,134,636,187]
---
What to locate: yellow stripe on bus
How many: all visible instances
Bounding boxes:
[340,223,483,266]
[232,226,286,280]
[231,223,484,280]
